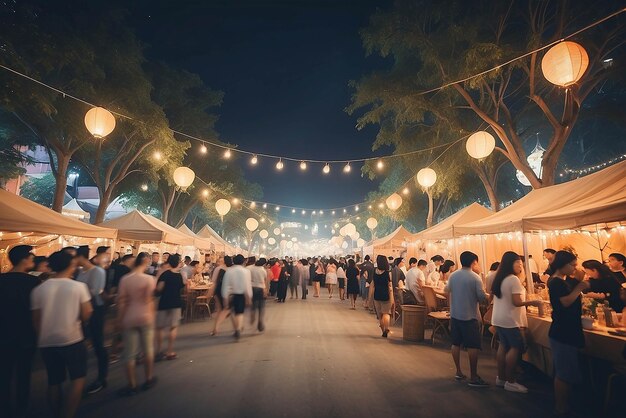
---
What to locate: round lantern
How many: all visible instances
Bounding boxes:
[291,237,297,242]
[173,167,195,191]
[273,227,281,235]
[286,241,293,249]
[268,237,276,245]
[215,199,231,217]
[417,168,437,188]
[466,131,496,160]
[84,107,116,138]
[245,217,259,232]
[339,226,347,237]
[351,231,360,241]
[386,193,402,211]
[259,229,269,239]
[344,223,356,236]
[541,41,589,87]
[366,217,378,230]
[357,238,365,248]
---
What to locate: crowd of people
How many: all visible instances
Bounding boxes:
[1,241,626,418]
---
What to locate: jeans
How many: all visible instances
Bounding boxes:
[252,288,265,329]
[359,278,368,300]
[301,281,308,299]
[0,345,36,417]
[88,305,109,382]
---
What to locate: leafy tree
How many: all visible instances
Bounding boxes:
[20,173,56,207]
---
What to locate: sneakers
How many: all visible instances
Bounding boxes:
[504,381,528,393]
[141,377,158,391]
[86,380,106,395]
[467,377,489,388]
[496,376,506,387]
[234,330,241,341]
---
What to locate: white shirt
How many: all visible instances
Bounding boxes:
[31,278,91,347]
[336,266,346,279]
[404,267,425,304]
[222,265,253,299]
[426,270,440,287]
[180,264,194,281]
[528,257,539,274]
[491,274,528,328]
[485,271,497,293]
[247,265,267,289]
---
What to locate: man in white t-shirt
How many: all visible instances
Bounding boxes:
[31,251,92,418]
[404,258,426,305]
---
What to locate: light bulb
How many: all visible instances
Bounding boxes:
[302,210,306,215]
[224,149,231,159]
[263,203,267,209]
[323,164,330,174]
[275,206,280,211]
[331,210,336,215]
[343,163,351,173]
[300,161,307,170]
[378,203,384,208]
[355,206,359,211]
[402,187,409,195]
[232,198,240,205]
[250,202,256,208]
[276,159,284,170]
[377,160,384,170]
[312,210,316,215]
[202,189,209,197]
[368,205,372,209]
[200,144,208,154]
[292,209,296,214]
[141,184,148,191]
[153,151,162,160]
[251,155,258,165]
[319,210,324,215]
[343,208,347,213]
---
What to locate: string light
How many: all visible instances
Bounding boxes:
[141,184,148,191]
[202,189,210,197]
[331,210,336,215]
[300,161,307,170]
[402,187,409,195]
[275,206,280,211]
[153,151,162,160]
[250,202,256,208]
[276,159,284,170]
[323,164,330,174]
[562,154,626,176]
[355,206,359,211]
[223,149,232,159]
[232,198,240,205]
[343,163,351,173]
[263,203,267,209]
[302,210,306,215]
[200,144,208,154]
[251,155,258,165]
[377,160,384,170]
[292,209,296,214]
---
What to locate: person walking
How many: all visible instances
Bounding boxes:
[269,260,281,297]
[346,259,360,309]
[491,252,543,393]
[337,262,347,301]
[31,251,92,418]
[209,256,233,336]
[444,251,489,388]
[222,255,253,341]
[360,255,375,309]
[116,252,157,396]
[276,259,290,303]
[547,251,589,416]
[289,259,300,299]
[300,259,310,299]
[155,254,185,361]
[368,255,394,337]
[248,257,267,332]
[0,246,39,418]
[325,259,338,299]
[75,246,109,395]
[313,258,325,297]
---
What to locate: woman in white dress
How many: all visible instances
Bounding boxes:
[325,258,338,298]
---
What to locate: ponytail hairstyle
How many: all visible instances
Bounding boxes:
[491,251,521,298]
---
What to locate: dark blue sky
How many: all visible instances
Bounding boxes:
[130,0,391,210]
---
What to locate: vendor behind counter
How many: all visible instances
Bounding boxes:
[582,260,625,312]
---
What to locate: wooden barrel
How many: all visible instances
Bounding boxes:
[402,304,426,342]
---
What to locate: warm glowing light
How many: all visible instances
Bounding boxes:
[302,210,306,215]
[224,149,231,159]
[376,160,384,170]
[251,155,258,165]
[378,202,384,209]
[250,202,256,208]
[331,210,335,215]
[215,199,231,217]
[319,210,324,215]
[173,167,195,191]
[466,131,496,160]
[232,198,240,205]
[368,205,372,210]
[141,184,148,191]
[275,206,280,211]
[276,159,284,170]
[402,187,409,195]
[201,189,209,197]
[200,144,208,154]
[263,203,267,209]
[300,161,307,170]
[343,208,347,214]
[417,168,437,188]
[273,227,281,235]
[343,163,351,173]
[541,41,589,87]
[366,217,378,229]
[84,107,116,138]
[259,229,269,239]
[386,193,402,211]
[245,218,259,232]
[323,164,330,174]
[153,151,162,160]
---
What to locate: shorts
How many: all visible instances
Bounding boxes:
[156,308,181,329]
[374,300,392,315]
[40,341,87,385]
[450,318,481,349]
[338,278,345,289]
[550,338,582,384]
[122,325,154,363]
[230,294,246,314]
[312,274,322,282]
[496,327,525,351]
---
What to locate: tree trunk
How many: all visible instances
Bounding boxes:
[94,188,113,224]
[473,165,500,212]
[51,153,70,212]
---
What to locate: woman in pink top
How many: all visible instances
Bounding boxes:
[116,252,157,395]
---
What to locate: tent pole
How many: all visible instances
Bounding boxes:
[480,234,488,283]
[522,232,534,295]
[453,237,459,265]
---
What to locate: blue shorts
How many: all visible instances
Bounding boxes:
[496,327,525,351]
[450,318,481,349]
[550,338,582,384]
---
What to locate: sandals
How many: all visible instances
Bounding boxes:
[454,373,467,381]
[166,353,177,360]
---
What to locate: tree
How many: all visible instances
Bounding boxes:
[20,173,56,207]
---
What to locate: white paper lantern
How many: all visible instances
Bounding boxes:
[259,229,269,239]
[84,107,116,138]
[268,237,276,245]
[245,218,259,232]
[215,199,231,217]
[351,231,360,241]
[357,238,365,247]
[541,41,589,87]
[286,241,294,249]
[341,241,348,249]
[466,131,496,160]
[339,226,347,237]
[417,168,437,188]
[173,167,195,191]
[344,223,356,236]
[273,227,281,235]
[366,217,378,230]
[385,193,402,211]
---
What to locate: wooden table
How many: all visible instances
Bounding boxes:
[185,285,211,321]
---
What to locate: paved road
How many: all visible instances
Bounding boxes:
[27,294,561,418]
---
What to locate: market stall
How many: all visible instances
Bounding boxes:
[62,198,91,222]
[364,225,416,259]
[197,224,238,255]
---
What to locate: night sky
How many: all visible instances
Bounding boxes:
[128,0,392,210]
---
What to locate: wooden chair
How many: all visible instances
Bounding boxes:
[423,286,450,345]
[192,290,212,320]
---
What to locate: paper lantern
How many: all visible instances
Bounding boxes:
[245,218,259,232]
[417,168,437,188]
[366,217,378,230]
[466,131,496,160]
[268,237,276,245]
[259,229,269,239]
[516,143,545,186]
[173,167,195,191]
[351,231,360,241]
[339,226,347,237]
[541,41,589,87]
[341,241,348,249]
[357,238,365,247]
[323,164,330,174]
[84,107,116,138]
[291,237,297,242]
[273,227,281,235]
[215,199,231,217]
[344,223,356,236]
[385,193,402,211]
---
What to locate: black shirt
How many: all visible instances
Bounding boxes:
[108,264,130,290]
[587,275,624,312]
[548,276,584,348]
[0,272,40,348]
[611,270,626,285]
[157,271,185,310]
[373,270,391,301]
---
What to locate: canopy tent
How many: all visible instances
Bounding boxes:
[62,198,90,222]
[415,203,493,240]
[99,210,194,246]
[365,225,416,258]
[177,224,215,251]
[0,188,117,240]
[197,224,238,254]
[455,160,626,236]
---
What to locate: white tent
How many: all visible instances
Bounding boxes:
[99,210,194,246]
[177,224,215,251]
[365,225,415,258]
[62,198,90,222]
[415,202,493,240]
[197,224,238,254]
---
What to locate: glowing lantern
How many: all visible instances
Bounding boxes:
[173,167,195,191]
[286,241,294,249]
[357,238,365,247]
[345,223,356,236]
[341,241,348,249]
[417,168,437,188]
[259,229,269,239]
[466,131,496,160]
[339,226,347,237]
[84,107,116,138]
[245,218,259,232]
[268,237,276,245]
[366,217,378,230]
[541,41,589,87]
[215,199,231,217]
[385,193,402,211]
[351,231,360,241]
[323,164,330,174]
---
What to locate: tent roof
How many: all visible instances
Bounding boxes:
[369,225,415,248]
[62,198,88,214]
[416,203,493,240]
[455,160,626,235]
[197,224,237,254]
[98,210,194,245]
[0,188,116,239]
[177,224,215,250]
